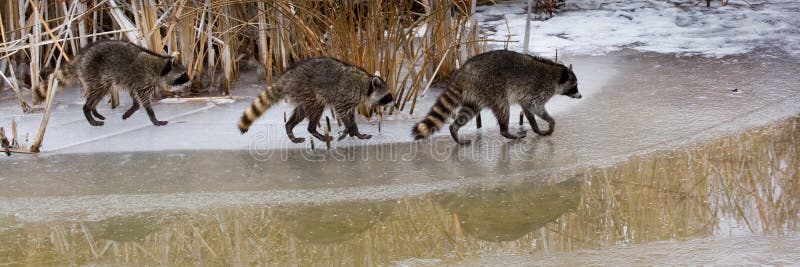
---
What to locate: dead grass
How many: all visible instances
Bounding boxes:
[1,0,490,152]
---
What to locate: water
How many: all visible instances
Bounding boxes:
[1,51,800,265]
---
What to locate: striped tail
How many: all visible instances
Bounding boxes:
[55,61,78,84]
[238,85,283,134]
[412,83,464,139]
[34,63,77,105]
[31,84,48,106]
[1,127,10,156]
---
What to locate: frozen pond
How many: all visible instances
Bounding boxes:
[1,116,798,265]
[1,50,800,265]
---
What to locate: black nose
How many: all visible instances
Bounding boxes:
[173,73,189,85]
[378,94,393,105]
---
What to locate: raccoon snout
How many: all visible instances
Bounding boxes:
[378,94,393,105]
[571,92,582,99]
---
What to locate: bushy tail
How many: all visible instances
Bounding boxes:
[412,83,464,139]
[1,127,10,156]
[32,62,77,105]
[55,61,78,84]
[238,85,284,134]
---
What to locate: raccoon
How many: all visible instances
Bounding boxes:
[238,57,393,143]
[1,127,9,156]
[412,50,581,145]
[31,66,54,105]
[55,40,190,126]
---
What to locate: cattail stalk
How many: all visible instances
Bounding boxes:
[523,0,533,54]
[11,119,18,148]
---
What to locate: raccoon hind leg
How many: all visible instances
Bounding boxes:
[285,107,307,143]
[523,105,554,136]
[490,102,526,140]
[91,109,105,121]
[335,106,370,141]
[82,82,109,126]
[449,103,478,145]
[91,108,106,120]
[305,104,331,142]
[122,90,140,120]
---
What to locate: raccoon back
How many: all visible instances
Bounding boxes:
[453,50,565,104]
[238,57,375,134]
[74,40,170,87]
[277,58,371,107]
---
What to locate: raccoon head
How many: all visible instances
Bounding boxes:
[557,64,581,99]
[367,71,394,106]
[160,57,191,87]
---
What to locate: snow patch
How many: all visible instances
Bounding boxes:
[159,98,187,104]
[211,98,236,105]
[476,0,800,58]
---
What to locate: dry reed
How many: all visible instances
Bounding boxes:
[0,0,493,152]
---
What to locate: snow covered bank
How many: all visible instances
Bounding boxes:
[476,0,800,58]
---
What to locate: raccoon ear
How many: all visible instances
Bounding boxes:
[161,61,172,76]
[373,70,381,77]
[559,66,570,84]
[169,52,180,66]
[369,76,382,95]
[569,64,573,71]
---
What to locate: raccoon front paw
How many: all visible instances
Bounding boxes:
[290,137,306,143]
[122,113,134,120]
[89,121,104,126]
[356,133,372,140]
[153,121,168,126]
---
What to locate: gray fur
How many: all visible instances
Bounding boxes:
[1,127,9,156]
[56,40,189,126]
[412,50,581,145]
[238,57,393,143]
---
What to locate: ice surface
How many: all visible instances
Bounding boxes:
[476,0,800,58]
[464,235,800,265]
[2,52,800,223]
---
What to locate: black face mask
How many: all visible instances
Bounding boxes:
[564,85,578,95]
[173,73,189,85]
[378,94,393,105]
